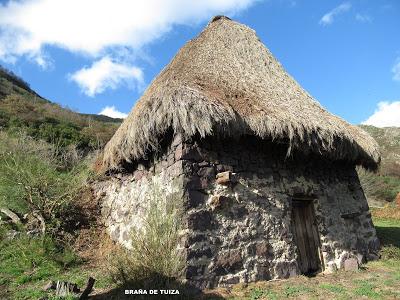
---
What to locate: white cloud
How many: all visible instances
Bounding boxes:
[99,106,128,119]
[319,2,351,26]
[69,57,143,97]
[0,0,258,65]
[355,13,372,23]
[362,101,400,127]
[392,58,400,82]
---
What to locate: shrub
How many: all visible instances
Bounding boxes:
[0,131,91,236]
[108,179,184,287]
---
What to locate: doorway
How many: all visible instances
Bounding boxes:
[291,199,322,275]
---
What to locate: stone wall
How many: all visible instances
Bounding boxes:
[94,133,380,289]
[178,135,379,288]
[93,133,185,249]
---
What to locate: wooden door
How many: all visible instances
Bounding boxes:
[291,199,321,275]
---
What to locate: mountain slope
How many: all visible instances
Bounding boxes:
[0,66,41,99]
[0,65,121,149]
[358,125,400,205]
[360,125,400,176]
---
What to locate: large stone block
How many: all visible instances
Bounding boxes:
[344,258,359,271]
[184,190,208,209]
[186,210,213,231]
[213,249,243,275]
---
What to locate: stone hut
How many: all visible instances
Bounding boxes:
[95,16,381,288]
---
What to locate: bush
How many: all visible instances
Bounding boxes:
[0,131,91,236]
[108,179,184,287]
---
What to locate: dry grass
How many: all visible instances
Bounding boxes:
[371,204,400,219]
[102,16,380,171]
[204,262,400,299]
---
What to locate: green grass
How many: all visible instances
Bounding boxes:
[319,283,346,294]
[353,280,381,299]
[283,284,315,297]
[0,234,78,299]
[373,217,400,260]
[0,93,120,151]
[249,287,279,300]
[0,232,114,299]
[0,235,79,286]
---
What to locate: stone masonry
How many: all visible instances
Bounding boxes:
[94,133,380,289]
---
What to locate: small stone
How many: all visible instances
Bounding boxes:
[5,230,20,240]
[174,146,183,161]
[208,195,231,211]
[133,170,145,181]
[255,241,269,256]
[219,275,240,285]
[26,229,41,237]
[198,161,209,167]
[325,262,338,274]
[344,258,359,271]
[181,146,202,161]
[216,171,236,185]
[171,134,182,148]
[43,280,56,291]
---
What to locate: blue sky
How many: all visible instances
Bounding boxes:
[0,0,399,126]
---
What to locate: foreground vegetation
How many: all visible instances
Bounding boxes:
[0,130,103,299]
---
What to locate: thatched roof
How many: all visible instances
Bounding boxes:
[102,16,380,171]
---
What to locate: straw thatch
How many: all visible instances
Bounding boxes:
[102,16,380,171]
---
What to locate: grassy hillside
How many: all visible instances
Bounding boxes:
[358,125,400,204]
[361,125,400,177]
[0,66,40,100]
[0,65,121,150]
